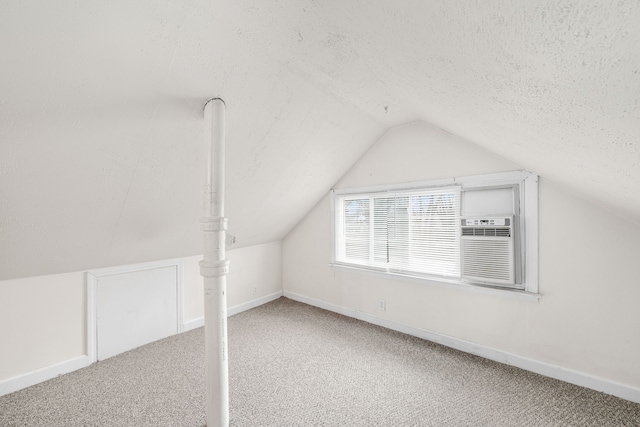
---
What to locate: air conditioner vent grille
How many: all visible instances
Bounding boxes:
[462,239,514,283]
[461,227,511,237]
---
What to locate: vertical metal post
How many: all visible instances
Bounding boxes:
[200,98,229,427]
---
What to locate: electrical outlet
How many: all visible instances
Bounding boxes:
[378,299,386,311]
[252,286,257,295]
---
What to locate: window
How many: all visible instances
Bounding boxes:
[335,186,461,279]
[331,171,539,295]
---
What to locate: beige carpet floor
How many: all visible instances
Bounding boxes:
[1,297,639,426]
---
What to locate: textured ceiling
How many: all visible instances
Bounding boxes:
[1,1,639,280]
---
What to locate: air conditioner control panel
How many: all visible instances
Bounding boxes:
[462,217,510,227]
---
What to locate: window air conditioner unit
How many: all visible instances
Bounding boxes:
[461,216,515,287]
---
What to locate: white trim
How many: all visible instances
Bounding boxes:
[86,258,185,363]
[523,173,539,293]
[86,272,97,363]
[454,170,532,189]
[87,258,185,277]
[334,178,456,196]
[331,170,539,294]
[283,291,640,404]
[1,290,284,396]
[183,316,205,332]
[227,291,283,317]
[328,263,541,302]
[176,263,185,334]
[183,291,284,332]
[333,170,532,196]
[0,355,91,397]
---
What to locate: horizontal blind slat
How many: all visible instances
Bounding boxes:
[336,186,461,278]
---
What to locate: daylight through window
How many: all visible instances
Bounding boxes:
[335,186,461,279]
[331,171,539,295]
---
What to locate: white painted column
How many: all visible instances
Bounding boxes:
[200,98,229,427]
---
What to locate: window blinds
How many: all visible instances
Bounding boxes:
[335,186,461,279]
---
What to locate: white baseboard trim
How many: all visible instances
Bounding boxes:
[183,291,284,332]
[0,355,91,397]
[2,291,284,397]
[283,290,640,404]
[228,291,284,317]
[183,316,205,332]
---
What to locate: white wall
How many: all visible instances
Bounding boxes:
[282,122,640,397]
[0,272,86,382]
[183,241,283,323]
[0,241,282,392]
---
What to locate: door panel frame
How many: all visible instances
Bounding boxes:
[86,259,184,363]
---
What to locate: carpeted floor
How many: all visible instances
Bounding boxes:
[1,297,639,426]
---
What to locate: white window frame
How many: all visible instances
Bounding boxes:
[334,186,462,279]
[330,170,539,301]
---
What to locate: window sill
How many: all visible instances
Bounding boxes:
[328,263,541,302]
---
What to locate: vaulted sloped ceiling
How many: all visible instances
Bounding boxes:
[1,1,639,280]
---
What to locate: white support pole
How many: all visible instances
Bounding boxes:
[200,98,229,427]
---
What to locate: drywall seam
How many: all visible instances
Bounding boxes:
[283,291,640,404]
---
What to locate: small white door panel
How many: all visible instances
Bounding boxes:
[97,266,178,360]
